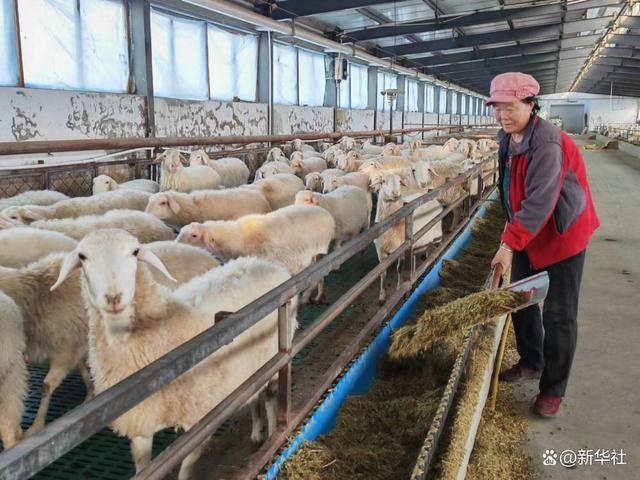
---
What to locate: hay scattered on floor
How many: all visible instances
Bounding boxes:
[582,143,606,150]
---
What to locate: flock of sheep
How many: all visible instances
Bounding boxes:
[0,134,497,478]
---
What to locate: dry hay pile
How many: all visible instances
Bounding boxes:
[582,143,606,150]
[279,204,530,480]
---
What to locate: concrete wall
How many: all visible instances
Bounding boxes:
[273,105,334,135]
[335,109,375,132]
[539,92,640,130]
[0,87,147,142]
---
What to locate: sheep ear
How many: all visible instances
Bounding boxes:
[137,246,176,283]
[50,250,81,291]
[168,197,181,214]
[202,228,216,252]
[428,168,440,177]
[21,208,44,222]
[399,177,408,187]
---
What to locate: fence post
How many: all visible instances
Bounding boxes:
[477,167,484,206]
[277,303,293,426]
[403,211,415,284]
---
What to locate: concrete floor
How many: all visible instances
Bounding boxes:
[509,139,640,480]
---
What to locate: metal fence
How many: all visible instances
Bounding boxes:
[594,123,640,145]
[0,128,498,480]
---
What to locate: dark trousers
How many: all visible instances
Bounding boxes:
[511,249,586,397]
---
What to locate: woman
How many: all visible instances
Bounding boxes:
[488,72,600,417]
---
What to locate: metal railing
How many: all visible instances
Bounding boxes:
[0,131,498,480]
[594,123,640,145]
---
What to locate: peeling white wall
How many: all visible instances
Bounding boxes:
[0,87,147,142]
[539,92,640,130]
[273,105,333,135]
[336,109,374,132]
[155,98,268,138]
[404,111,423,130]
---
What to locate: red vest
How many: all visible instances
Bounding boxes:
[500,128,600,269]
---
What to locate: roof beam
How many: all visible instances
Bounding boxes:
[345,3,564,41]
[402,40,560,66]
[263,0,393,20]
[428,53,560,74]
[377,24,561,56]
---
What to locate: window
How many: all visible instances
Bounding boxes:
[377,71,398,111]
[339,62,368,109]
[438,88,447,114]
[1,0,18,86]
[152,9,208,100]
[425,84,435,113]
[18,0,129,92]
[273,44,327,106]
[208,25,257,102]
[451,91,458,114]
[273,43,297,105]
[298,49,326,107]
[405,80,419,112]
[461,94,467,115]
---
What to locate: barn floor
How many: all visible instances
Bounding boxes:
[508,138,640,480]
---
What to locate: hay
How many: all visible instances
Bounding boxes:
[279,203,520,480]
[389,290,525,362]
[280,359,443,480]
[583,143,606,150]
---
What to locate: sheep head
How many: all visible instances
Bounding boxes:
[266,147,285,162]
[305,173,322,192]
[0,205,43,224]
[159,149,184,174]
[51,229,175,336]
[289,158,304,174]
[292,139,304,152]
[189,150,210,167]
[379,175,402,202]
[411,162,437,190]
[290,151,304,163]
[145,192,181,220]
[322,175,341,194]
[294,190,318,206]
[92,175,117,194]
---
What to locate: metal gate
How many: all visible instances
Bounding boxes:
[550,104,586,134]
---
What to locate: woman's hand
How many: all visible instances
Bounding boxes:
[491,244,513,274]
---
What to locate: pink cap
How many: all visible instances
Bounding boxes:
[486,72,540,106]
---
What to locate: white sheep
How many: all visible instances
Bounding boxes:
[360,140,383,155]
[177,204,334,304]
[0,228,77,268]
[292,138,316,153]
[50,230,297,478]
[294,186,369,250]
[322,172,373,219]
[30,209,175,243]
[304,169,346,192]
[0,189,151,224]
[188,150,250,187]
[254,161,294,180]
[316,142,333,153]
[158,149,221,192]
[145,189,270,227]
[0,253,91,436]
[411,144,451,162]
[92,175,160,195]
[336,151,362,172]
[337,136,357,152]
[241,173,304,210]
[289,156,328,179]
[0,190,68,211]
[265,147,287,163]
[0,291,27,450]
[322,146,342,167]
[145,241,220,289]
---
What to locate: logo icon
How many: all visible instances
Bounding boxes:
[543,449,558,466]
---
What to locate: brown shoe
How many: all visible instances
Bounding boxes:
[499,363,542,382]
[531,394,562,418]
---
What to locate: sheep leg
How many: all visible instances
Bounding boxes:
[0,423,21,450]
[131,435,153,472]
[249,396,265,444]
[177,441,208,480]
[312,277,325,304]
[265,385,278,437]
[378,270,387,305]
[78,361,94,402]
[300,286,314,305]
[396,258,403,290]
[25,359,73,436]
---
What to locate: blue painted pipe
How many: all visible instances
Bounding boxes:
[267,194,496,479]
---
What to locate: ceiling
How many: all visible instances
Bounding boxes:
[254,0,640,97]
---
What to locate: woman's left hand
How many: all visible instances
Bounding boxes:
[491,246,513,274]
